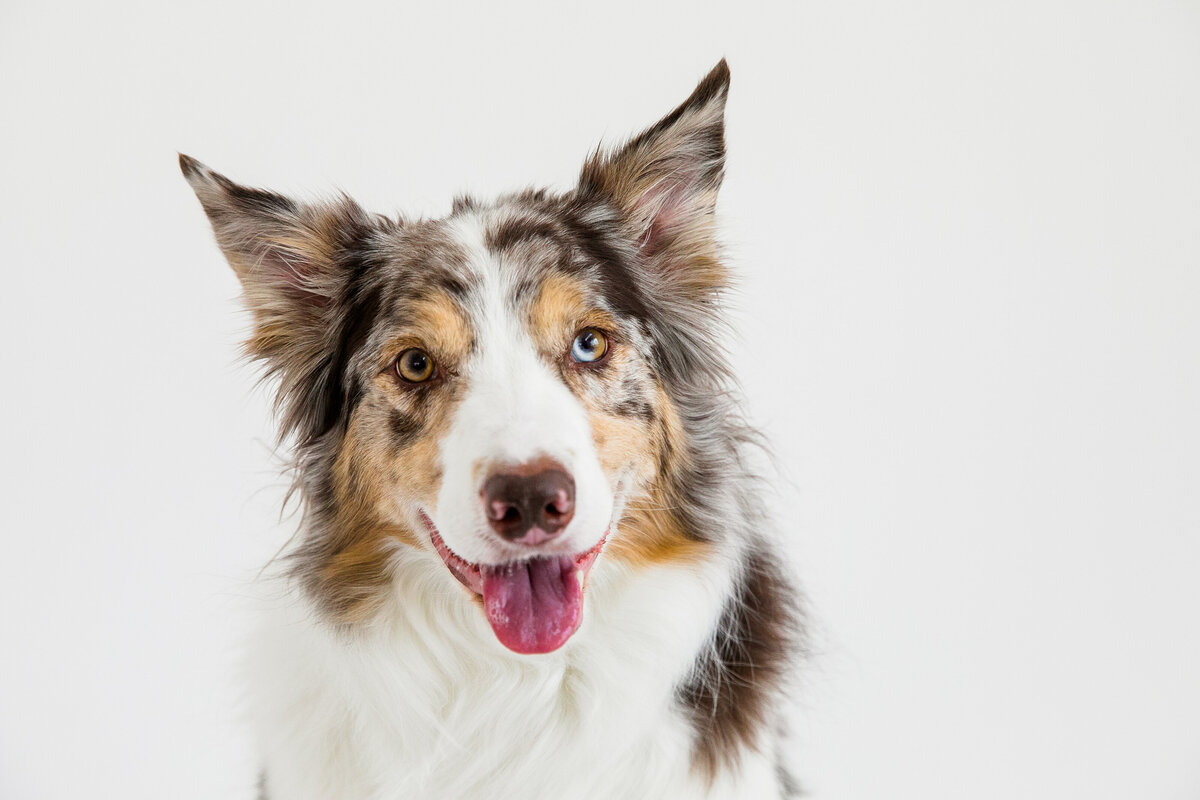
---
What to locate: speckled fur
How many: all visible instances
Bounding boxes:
[183,60,802,799]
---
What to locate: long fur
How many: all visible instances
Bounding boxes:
[182,60,802,799]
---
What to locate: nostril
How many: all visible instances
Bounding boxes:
[544,490,571,519]
[489,500,520,523]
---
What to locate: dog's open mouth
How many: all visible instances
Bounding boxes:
[421,512,606,654]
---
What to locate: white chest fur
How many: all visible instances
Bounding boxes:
[244,549,779,800]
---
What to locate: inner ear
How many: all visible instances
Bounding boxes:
[632,170,712,257]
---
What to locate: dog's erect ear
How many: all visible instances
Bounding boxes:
[579,60,729,286]
[180,154,376,442]
[179,154,370,300]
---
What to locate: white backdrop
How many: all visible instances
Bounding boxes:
[2,1,1198,798]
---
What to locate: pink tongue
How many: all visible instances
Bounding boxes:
[481,556,582,654]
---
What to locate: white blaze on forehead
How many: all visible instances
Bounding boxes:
[431,213,613,565]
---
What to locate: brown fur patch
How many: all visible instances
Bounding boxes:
[300,412,419,624]
[608,501,710,568]
[588,409,655,478]
[386,420,449,502]
[375,291,474,372]
[603,387,710,569]
[311,528,407,624]
[311,333,468,624]
[528,271,592,343]
[486,217,561,251]
[678,547,800,783]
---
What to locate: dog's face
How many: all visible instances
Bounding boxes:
[329,212,668,654]
[183,62,730,654]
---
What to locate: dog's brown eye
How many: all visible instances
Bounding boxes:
[395,348,435,383]
[570,329,608,363]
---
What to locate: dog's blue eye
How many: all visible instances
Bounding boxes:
[570,329,608,363]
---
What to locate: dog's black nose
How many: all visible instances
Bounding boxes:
[482,464,575,545]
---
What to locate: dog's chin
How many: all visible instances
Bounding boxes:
[420,512,607,655]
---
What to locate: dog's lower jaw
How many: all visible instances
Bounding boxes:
[244,542,785,800]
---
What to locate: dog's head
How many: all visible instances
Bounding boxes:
[183,61,732,654]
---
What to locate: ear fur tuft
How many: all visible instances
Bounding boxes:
[180,157,377,443]
[579,60,731,296]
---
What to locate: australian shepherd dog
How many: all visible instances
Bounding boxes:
[181,60,801,799]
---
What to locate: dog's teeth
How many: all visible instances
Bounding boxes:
[576,567,585,588]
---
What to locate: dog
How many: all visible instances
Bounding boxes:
[181,59,801,800]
